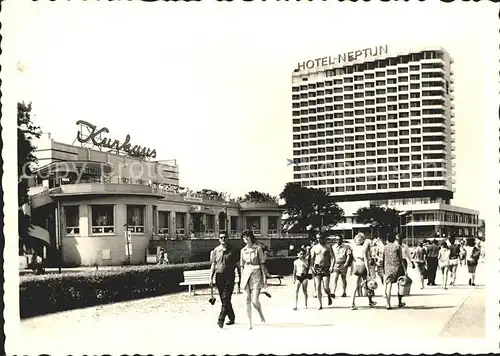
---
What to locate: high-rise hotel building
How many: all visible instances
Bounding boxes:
[291,46,479,241]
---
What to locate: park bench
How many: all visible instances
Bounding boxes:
[180,269,284,295]
[267,274,284,286]
[180,269,240,295]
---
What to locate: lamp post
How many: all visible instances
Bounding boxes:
[411,212,414,247]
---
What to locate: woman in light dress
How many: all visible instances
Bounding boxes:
[350,233,375,310]
[240,229,267,330]
[438,241,450,289]
[412,242,427,289]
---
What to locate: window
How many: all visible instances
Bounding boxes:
[176,212,186,235]
[65,206,80,235]
[206,215,215,235]
[91,205,115,234]
[127,205,145,233]
[246,216,261,235]
[158,211,170,234]
[268,216,279,235]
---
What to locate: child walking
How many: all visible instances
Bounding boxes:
[293,250,309,310]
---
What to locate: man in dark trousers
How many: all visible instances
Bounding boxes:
[210,231,241,329]
[426,239,440,286]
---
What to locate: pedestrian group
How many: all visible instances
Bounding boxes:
[208,229,482,330]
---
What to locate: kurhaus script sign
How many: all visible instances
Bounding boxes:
[296,45,389,72]
[76,120,157,159]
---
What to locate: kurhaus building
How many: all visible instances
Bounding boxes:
[25,122,283,266]
[291,46,479,243]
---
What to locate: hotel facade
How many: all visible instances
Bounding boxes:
[24,122,283,267]
[291,46,479,243]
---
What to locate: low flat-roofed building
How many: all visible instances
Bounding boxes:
[24,124,283,267]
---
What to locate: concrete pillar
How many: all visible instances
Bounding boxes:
[185,212,191,236]
[152,206,158,236]
[170,211,176,236]
[116,204,127,262]
[214,212,220,236]
[79,204,89,237]
[261,215,268,237]
[146,205,154,237]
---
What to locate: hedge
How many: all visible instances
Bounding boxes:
[19,257,294,319]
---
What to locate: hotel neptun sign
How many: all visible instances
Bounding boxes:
[295,45,389,73]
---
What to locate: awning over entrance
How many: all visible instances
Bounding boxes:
[28,225,51,246]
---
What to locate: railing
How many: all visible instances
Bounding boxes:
[206,229,215,237]
[29,186,50,197]
[230,230,240,238]
[280,233,310,239]
[190,231,214,238]
[128,225,145,234]
[66,227,80,235]
[158,227,169,234]
[91,226,115,234]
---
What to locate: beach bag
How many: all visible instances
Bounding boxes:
[397,275,413,297]
[362,278,377,297]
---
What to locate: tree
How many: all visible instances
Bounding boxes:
[18,102,42,252]
[279,182,345,233]
[196,188,225,201]
[355,205,400,238]
[240,191,277,204]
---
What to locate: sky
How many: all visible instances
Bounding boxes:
[5,0,498,216]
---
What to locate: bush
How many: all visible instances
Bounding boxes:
[190,251,211,263]
[19,257,294,319]
[19,262,210,319]
[266,256,295,276]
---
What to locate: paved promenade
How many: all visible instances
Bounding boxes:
[17,264,485,355]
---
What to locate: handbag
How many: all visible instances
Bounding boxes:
[422,267,429,280]
[397,275,413,296]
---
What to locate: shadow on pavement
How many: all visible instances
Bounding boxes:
[408,293,457,297]
[259,322,338,328]
[438,285,484,290]
[392,305,456,310]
